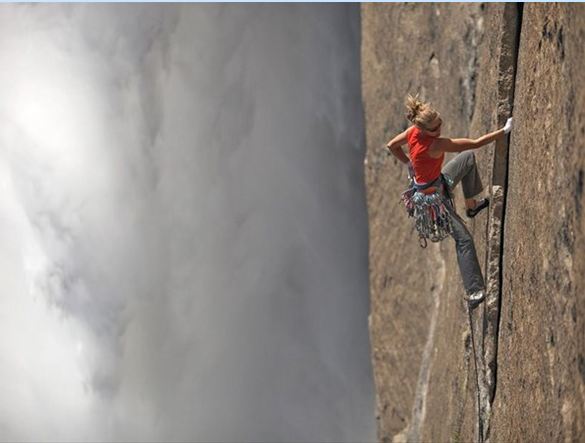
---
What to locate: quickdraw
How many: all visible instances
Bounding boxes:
[400,174,454,248]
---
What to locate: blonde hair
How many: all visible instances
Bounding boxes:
[405,94,440,129]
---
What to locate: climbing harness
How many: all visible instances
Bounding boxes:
[400,173,455,248]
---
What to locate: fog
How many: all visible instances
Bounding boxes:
[0,4,374,442]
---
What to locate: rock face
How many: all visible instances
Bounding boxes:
[362,4,585,442]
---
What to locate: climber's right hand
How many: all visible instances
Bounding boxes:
[503,117,513,134]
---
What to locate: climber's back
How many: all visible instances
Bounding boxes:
[406,126,444,184]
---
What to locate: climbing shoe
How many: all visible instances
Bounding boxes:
[465,290,486,309]
[466,197,489,218]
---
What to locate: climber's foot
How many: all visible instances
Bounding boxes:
[466,198,489,218]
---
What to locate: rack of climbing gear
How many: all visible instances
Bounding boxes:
[400,173,455,248]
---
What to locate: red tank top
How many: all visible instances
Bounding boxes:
[407,126,444,183]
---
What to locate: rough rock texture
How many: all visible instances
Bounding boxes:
[363,3,585,442]
[491,5,585,442]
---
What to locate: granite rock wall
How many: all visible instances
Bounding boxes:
[362,3,585,442]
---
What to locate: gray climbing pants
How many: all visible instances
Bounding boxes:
[442,151,485,295]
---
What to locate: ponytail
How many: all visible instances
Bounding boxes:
[405,94,439,129]
[405,94,424,123]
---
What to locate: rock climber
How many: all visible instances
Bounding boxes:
[385,94,513,307]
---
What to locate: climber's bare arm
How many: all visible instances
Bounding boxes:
[432,127,506,153]
[385,128,411,164]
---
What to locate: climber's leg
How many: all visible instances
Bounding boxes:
[442,151,484,206]
[447,205,485,295]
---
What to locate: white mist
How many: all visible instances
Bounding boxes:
[0,4,375,442]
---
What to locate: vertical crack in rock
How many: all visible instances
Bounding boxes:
[403,243,445,443]
[491,3,523,188]
[480,4,524,443]
[468,304,489,442]
[472,185,504,443]
[484,186,505,398]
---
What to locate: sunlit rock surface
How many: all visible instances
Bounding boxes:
[363,3,585,442]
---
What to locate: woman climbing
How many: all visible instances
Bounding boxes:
[385,94,513,308]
